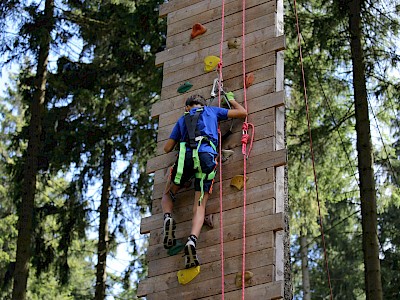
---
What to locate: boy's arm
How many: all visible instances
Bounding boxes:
[225,92,248,119]
[164,138,177,153]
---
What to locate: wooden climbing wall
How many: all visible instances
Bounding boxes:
[138,0,287,299]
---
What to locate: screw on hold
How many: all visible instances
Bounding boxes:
[245,72,255,88]
[235,271,254,287]
[230,175,248,191]
[221,149,234,163]
[228,37,241,49]
[191,23,207,39]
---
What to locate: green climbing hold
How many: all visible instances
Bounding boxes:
[167,240,185,256]
[177,82,193,93]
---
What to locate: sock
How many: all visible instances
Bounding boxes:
[164,213,172,219]
[188,234,198,246]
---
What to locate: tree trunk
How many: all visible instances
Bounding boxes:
[12,1,53,299]
[300,234,311,300]
[348,0,383,299]
[95,104,113,300]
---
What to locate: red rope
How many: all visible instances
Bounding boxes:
[218,1,226,298]
[241,1,249,298]
[293,1,333,299]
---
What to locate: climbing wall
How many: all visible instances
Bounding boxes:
[138,0,287,299]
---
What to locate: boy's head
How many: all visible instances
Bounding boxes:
[185,95,206,107]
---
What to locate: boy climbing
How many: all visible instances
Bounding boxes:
[162,93,247,269]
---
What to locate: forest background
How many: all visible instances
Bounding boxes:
[0,0,399,299]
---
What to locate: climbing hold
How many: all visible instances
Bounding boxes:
[230,175,248,191]
[235,271,254,287]
[204,214,214,228]
[221,149,234,163]
[167,240,185,256]
[177,81,193,94]
[204,56,220,72]
[228,37,241,49]
[245,72,255,88]
[191,23,207,39]
[177,266,201,285]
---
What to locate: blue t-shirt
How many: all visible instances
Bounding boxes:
[169,106,229,155]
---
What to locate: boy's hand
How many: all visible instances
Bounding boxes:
[225,91,235,101]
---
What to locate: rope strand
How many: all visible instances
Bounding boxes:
[218,1,226,298]
[241,1,247,298]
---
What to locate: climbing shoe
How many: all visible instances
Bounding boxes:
[163,216,176,249]
[184,239,200,269]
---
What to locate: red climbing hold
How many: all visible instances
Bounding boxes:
[191,23,207,39]
[245,72,255,88]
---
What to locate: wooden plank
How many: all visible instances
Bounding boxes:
[164,29,283,81]
[165,0,273,39]
[154,104,275,155]
[166,1,276,49]
[153,76,276,127]
[140,263,274,298]
[163,45,275,90]
[147,200,275,263]
[159,0,205,18]
[142,188,275,244]
[154,110,275,160]
[199,281,284,300]
[158,17,276,70]
[154,67,280,129]
[151,166,275,215]
[137,232,274,296]
[149,141,278,199]
[145,213,284,271]
[153,89,282,148]
[147,113,285,176]
[143,250,276,299]
[148,227,278,277]
[151,166,274,212]
[166,0,238,25]
[147,129,278,175]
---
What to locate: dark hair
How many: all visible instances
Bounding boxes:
[185,95,206,107]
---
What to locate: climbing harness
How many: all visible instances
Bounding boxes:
[173,108,217,206]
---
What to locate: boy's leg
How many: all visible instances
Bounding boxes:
[184,191,210,268]
[191,191,210,238]
[162,179,180,249]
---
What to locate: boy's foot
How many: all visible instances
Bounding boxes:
[163,216,176,249]
[184,239,200,269]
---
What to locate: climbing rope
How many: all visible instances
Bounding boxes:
[293,1,333,299]
[240,0,256,298]
[218,0,226,298]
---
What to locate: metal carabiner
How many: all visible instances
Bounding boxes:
[210,78,224,97]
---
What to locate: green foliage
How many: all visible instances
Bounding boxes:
[286,0,400,298]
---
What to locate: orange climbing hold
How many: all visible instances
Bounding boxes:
[245,72,255,88]
[191,23,207,39]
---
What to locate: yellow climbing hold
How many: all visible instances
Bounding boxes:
[177,266,201,285]
[204,56,220,72]
[230,175,248,191]
[235,271,254,287]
